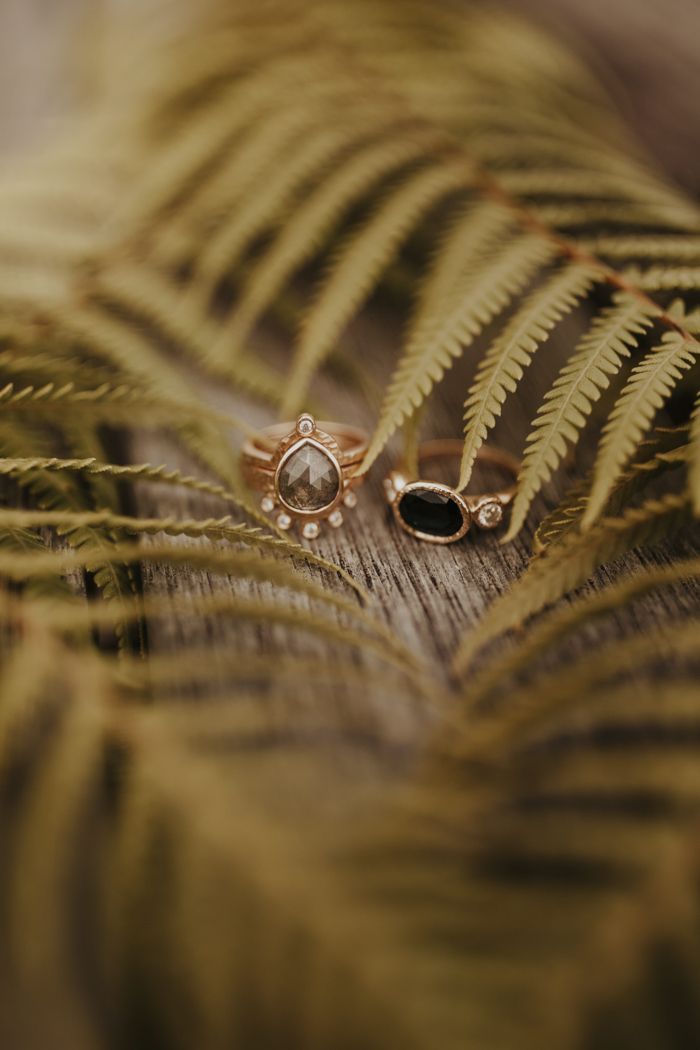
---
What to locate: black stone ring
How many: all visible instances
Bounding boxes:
[384,439,519,544]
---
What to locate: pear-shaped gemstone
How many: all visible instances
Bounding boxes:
[277,441,340,512]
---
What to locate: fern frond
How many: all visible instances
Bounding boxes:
[487,619,700,748]
[453,492,692,676]
[533,430,689,552]
[689,393,700,515]
[115,647,423,702]
[19,590,415,672]
[281,160,471,415]
[459,261,597,490]
[577,235,700,261]
[0,541,372,627]
[92,265,286,403]
[507,292,659,538]
[582,331,698,527]
[362,231,555,473]
[0,491,364,596]
[410,200,515,331]
[164,100,341,237]
[622,266,700,291]
[500,169,700,225]
[532,200,698,231]
[104,58,320,238]
[7,655,105,1005]
[458,556,700,720]
[213,133,436,357]
[189,118,394,311]
[3,4,700,1044]
[0,419,146,649]
[0,378,263,437]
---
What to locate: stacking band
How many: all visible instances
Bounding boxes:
[242,420,368,469]
[385,439,519,544]
[241,414,368,541]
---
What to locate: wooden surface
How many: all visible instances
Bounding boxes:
[1,0,699,725]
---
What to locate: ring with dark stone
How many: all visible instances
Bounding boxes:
[385,439,518,545]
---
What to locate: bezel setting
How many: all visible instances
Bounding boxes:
[393,481,471,544]
[474,498,504,530]
[274,436,343,519]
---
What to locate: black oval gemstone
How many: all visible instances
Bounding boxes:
[398,487,465,538]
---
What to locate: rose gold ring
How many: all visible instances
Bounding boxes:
[240,413,368,540]
[384,439,519,544]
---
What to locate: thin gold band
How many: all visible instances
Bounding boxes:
[242,420,368,471]
[385,439,519,543]
[388,440,518,508]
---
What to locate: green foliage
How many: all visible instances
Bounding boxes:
[0,1,699,1048]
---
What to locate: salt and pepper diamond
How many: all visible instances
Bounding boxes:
[277,442,341,513]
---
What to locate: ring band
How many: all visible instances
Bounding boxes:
[241,414,368,540]
[384,439,519,544]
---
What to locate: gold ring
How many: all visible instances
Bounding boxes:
[241,413,368,540]
[384,439,519,544]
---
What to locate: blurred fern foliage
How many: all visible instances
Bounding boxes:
[0,1,700,1048]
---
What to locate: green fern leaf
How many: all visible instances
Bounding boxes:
[362,230,555,473]
[460,555,700,721]
[582,331,698,527]
[189,119,391,313]
[0,465,364,596]
[459,261,597,491]
[577,235,700,261]
[409,201,514,330]
[212,134,436,357]
[532,428,689,552]
[688,392,700,515]
[622,265,700,291]
[488,616,700,747]
[454,492,692,676]
[93,265,286,403]
[281,160,471,415]
[507,291,659,538]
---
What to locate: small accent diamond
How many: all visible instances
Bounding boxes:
[328,510,343,528]
[302,521,320,540]
[476,500,503,529]
[261,496,275,514]
[276,512,292,530]
[343,490,357,509]
[296,413,315,436]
